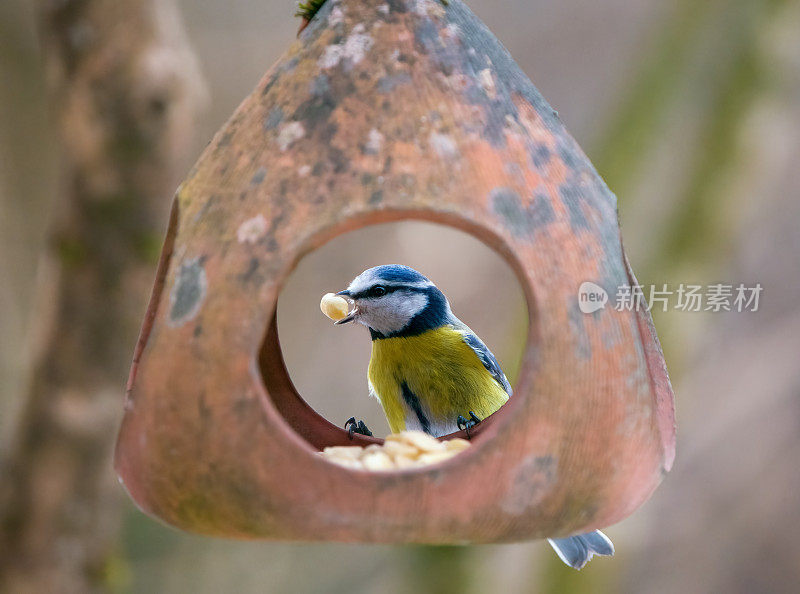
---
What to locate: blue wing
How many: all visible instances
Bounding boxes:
[452,320,513,395]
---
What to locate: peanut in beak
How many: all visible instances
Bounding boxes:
[320,292,356,323]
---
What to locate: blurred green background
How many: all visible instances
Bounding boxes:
[2,0,799,592]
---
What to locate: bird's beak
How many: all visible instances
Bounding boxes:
[334,290,357,325]
[334,311,357,325]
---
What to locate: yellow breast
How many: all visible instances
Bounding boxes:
[367,325,509,435]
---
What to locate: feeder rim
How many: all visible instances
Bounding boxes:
[255,207,540,465]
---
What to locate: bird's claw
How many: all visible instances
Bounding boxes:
[344,416,373,438]
[456,411,481,438]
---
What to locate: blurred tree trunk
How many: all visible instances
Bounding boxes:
[0,0,205,592]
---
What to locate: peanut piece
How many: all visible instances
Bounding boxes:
[362,451,393,471]
[320,446,363,460]
[443,438,471,453]
[395,430,445,453]
[320,293,350,321]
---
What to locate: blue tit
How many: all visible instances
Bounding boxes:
[335,264,614,570]
[335,264,510,437]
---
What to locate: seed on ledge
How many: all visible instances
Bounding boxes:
[318,431,472,471]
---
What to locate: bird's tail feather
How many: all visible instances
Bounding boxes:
[547,530,614,570]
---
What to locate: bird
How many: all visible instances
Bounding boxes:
[333,264,614,570]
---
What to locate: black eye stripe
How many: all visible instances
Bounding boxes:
[351,285,414,299]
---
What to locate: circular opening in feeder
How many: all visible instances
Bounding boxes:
[259,215,532,455]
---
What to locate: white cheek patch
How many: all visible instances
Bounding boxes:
[358,291,428,335]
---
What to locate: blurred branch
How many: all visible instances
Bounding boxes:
[595,0,788,280]
[651,0,785,274]
[0,0,206,591]
[592,0,714,199]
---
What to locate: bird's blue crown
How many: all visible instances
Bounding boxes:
[370,265,429,285]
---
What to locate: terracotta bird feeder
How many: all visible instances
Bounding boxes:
[115,0,675,542]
